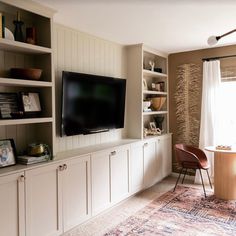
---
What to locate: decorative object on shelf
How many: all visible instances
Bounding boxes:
[143,127,161,137]
[17,142,51,165]
[26,27,36,45]
[143,100,151,112]
[154,67,162,73]
[143,78,148,90]
[149,121,157,130]
[27,143,51,157]
[11,68,42,80]
[151,97,166,111]
[174,63,201,147]
[4,27,14,40]
[149,60,155,71]
[0,93,19,119]
[154,116,165,131]
[13,11,24,42]
[0,139,16,168]
[21,92,41,116]
[151,82,165,92]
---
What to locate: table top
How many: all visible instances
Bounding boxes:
[205,146,236,154]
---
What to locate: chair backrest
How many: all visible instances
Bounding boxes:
[174,144,207,169]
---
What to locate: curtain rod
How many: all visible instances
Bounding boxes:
[202,54,236,61]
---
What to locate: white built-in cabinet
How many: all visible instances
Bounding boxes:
[0,172,25,236]
[62,155,91,232]
[25,155,90,236]
[0,137,171,236]
[143,138,157,188]
[91,150,111,215]
[25,163,63,236]
[130,141,144,193]
[91,145,130,215]
[130,134,172,194]
[110,146,130,203]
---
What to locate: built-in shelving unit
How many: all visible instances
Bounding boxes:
[0,0,55,155]
[126,44,169,139]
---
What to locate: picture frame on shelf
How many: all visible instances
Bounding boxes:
[21,92,41,116]
[0,93,19,119]
[0,139,17,168]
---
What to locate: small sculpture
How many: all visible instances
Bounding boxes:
[149,60,155,71]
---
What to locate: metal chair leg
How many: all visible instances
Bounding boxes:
[173,167,183,192]
[199,169,207,198]
[206,169,212,189]
[182,168,188,184]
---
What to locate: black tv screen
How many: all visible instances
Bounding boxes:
[61,71,126,136]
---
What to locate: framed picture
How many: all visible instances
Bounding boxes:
[149,122,157,130]
[0,93,19,119]
[143,79,148,90]
[21,92,41,115]
[0,139,16,168]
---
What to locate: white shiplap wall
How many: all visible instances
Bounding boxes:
[54,24,127,153]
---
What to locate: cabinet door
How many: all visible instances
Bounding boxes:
[110,146,130,203]
[161,135,172,178]
[91,150,111,215]
[156,138,163,182]
[25,163,63,236]
[0,172,25,236]
[143,139,157,188]
[63,155,91,231]
[130,142,144,194]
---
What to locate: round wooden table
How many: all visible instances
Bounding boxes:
[205,146,236,200]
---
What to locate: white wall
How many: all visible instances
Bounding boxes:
[54,24,127,153]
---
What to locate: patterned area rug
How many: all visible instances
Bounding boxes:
[104,186,236,236]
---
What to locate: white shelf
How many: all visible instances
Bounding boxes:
[143,69,167,78]
[0,78,52,87]
[0,38,52,54]
[0,117,53,126]
[143,111,168,116]
[143,90,167,95]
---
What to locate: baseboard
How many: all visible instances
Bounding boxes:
[171,172,195,181]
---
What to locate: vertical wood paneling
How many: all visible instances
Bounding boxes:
[54,24,127,153]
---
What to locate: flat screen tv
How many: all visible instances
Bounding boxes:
[61,71,126,136]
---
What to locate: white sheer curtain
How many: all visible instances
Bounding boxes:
[195,60,221,184]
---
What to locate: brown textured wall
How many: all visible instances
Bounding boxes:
[169,44,236,173]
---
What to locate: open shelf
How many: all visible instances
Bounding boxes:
[143,69,167,78]
[0,78,53,87]
[143,111,168,116]
[0,38,52,54]
[143,90,167,95]
[0,117,53,126]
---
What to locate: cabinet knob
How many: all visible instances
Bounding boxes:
[111,151,116,156]
[18,175,25,182]
[58,165,64,171]
[63,164,67,170]
[144,142,148,147]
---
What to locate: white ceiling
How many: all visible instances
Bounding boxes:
[34,0,236,54]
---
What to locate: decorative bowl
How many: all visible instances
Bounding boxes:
[151,97,166,110]
[11,68,42,80]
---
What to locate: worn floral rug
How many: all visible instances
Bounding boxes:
[104,186,236,236]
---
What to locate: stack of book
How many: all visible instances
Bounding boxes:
[17,154,50,165]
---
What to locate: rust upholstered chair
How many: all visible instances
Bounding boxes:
[174,144,212,197]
